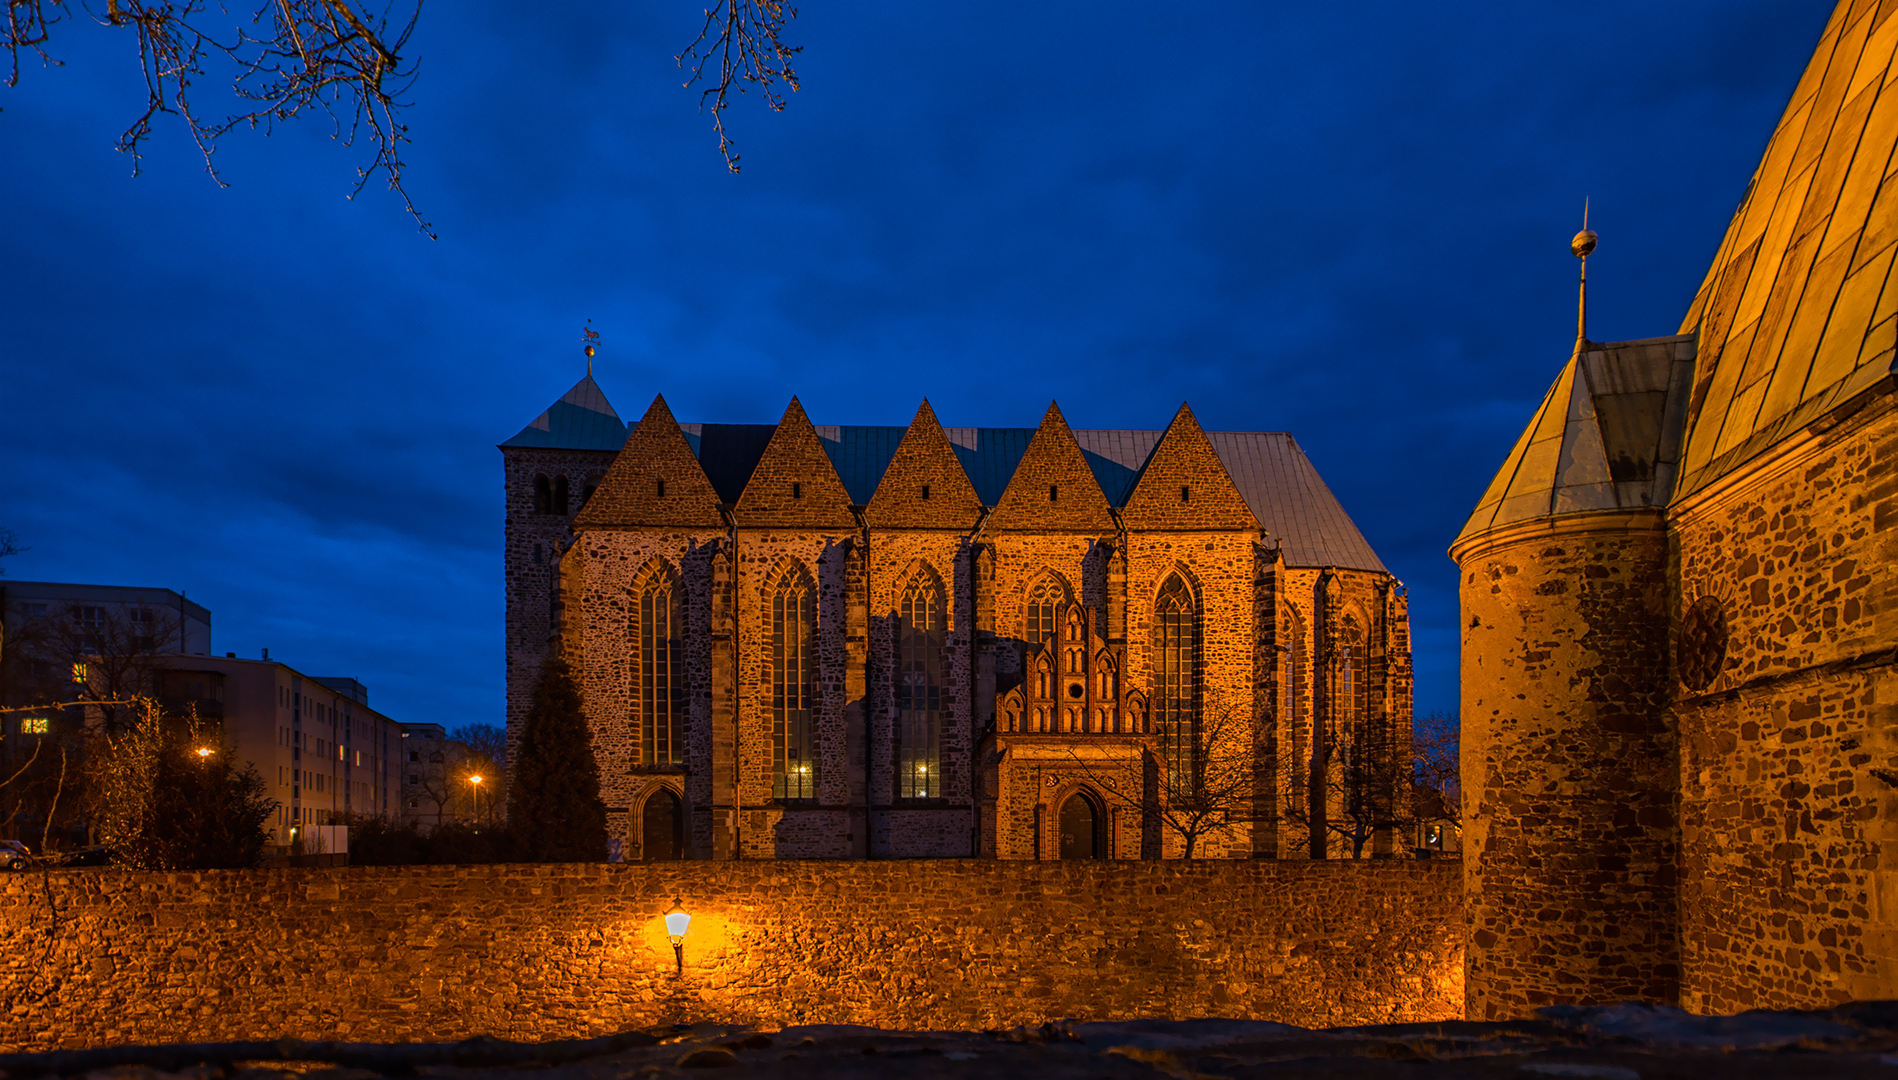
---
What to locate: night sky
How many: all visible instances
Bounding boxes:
[0,2,1827,730]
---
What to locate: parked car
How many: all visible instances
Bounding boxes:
[53,846,113,867]
[0,840,31,870]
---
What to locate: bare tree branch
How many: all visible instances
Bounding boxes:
[677,0,799,174]
[7,0,431,235]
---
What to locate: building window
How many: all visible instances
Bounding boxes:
[633,562,684,765]
[534,475,552,514]
[1024,575,1066,650]
[553,476,570,514]
[1155,574,1200,793]
[20,716,49,735]
[898,572,944,799]
[771,565,816,800]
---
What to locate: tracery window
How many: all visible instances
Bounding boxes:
[1154,574,1201,793]
[771,566,817,799]
[1025,576,1066,650]
[897,572,944,798]
[632,562,683,765]
[1338,615,1367,767]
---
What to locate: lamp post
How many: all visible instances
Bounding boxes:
[664,899,691,976]
[468,774,483,826]
[195,747,213,760]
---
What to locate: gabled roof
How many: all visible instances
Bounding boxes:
[864,401,985,530]
[572,395,725,530]
[1119,404,1261,532]
[987,403,1118,533]
[731,398,858,531]
[1675,0,1898,499]
[540,393,1386,571]
[501,375,627,451]
[1458,335,1696,545]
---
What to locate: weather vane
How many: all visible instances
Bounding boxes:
[582,319,601,377]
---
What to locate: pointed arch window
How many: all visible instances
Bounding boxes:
[533,475,552,514]
[898,572,944,799]
[1025,576,1067,650]
[632,563,683,765]
[1338,615,1367,766]
[1154,574,1201,792]
[553,476,570,515]
[771,566,817,800]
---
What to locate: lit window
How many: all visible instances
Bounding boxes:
[771,563,817,800]
[71,661,87,684]
[21,716,49,735]
[898,571,944,799]
[633,561,684,765]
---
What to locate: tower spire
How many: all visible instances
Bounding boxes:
[1571,199,1597,345]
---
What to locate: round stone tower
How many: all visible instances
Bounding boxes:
[1449,316,1697,1018]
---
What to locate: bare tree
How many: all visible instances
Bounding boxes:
[0,527,24,575]
[6,2,803,227]
[8,600,183,736]
[1065,693,1265,859]
[677,0,800,174]
[1410,709,1459,852]
[1281,711,1415,859]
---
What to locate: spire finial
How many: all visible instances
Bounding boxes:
[582,319,600,378]
[1571,199,1597,344]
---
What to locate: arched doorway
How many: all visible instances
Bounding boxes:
[1058,792,1100,860]
[642,788,683,861]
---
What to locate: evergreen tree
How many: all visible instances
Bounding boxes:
[88,703,274,869]
[508,653,608,861]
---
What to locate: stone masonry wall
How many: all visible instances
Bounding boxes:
[0,860,1461,1051]
[1455,513,1679,1020]
[1671,398,1898,1011]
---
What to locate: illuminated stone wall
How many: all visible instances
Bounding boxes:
[0,860,1461,1051]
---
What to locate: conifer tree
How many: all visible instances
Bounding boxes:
[508,653,608,862]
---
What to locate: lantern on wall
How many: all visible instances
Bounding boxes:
[665,899,691,975]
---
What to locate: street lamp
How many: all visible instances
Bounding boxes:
[664,899,691,975]
[468,774,484,824]
[195,747,213,760]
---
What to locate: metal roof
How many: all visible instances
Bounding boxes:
[500,376,627,451]
[518,399,1387,571]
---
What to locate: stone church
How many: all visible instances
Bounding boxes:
[1455,0,1898,1019]
[503,386,1411,861]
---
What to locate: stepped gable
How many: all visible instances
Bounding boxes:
[986,402,1116,533]
[1457,335,1697,544]
[1675,0,1898,499]
[733,398,858,531]
[500,374,627,451]
[571,394,726,531]
[864,401,984,530]
[1119,403,1261,532]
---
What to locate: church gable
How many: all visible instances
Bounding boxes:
[864,400,983,530]
[734,398,858,530]
[987,402,1115,532]
[573,394,726,531]
[1121,404,1260,532]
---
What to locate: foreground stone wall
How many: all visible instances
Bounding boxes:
[0,860,1461,1051]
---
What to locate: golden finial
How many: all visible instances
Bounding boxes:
[1572,199,1596,344]
[582,320,600,377]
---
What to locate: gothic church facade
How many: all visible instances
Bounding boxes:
[503,388,1410,861]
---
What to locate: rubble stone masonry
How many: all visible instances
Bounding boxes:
[0,860,1461,1051]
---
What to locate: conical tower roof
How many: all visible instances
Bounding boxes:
[1674,0,1898,499]
[500,375,627,451]
[1457,335,1696,545]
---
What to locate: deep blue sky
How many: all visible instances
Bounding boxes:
[1,2,1826,728]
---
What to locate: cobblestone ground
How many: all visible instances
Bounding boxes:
[3,1004,1897,1080]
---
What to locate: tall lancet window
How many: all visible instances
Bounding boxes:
[632,562,683,764]
[771,565,817,800]
[1338,615,1367,766]
[1154,574,1201,793]
[898,572,945,799]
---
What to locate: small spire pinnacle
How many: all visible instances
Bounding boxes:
[1571,199,1598,345]
[582,319,600,378]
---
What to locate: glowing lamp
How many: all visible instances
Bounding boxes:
[664,899,692,975]
[195,747,213,759]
